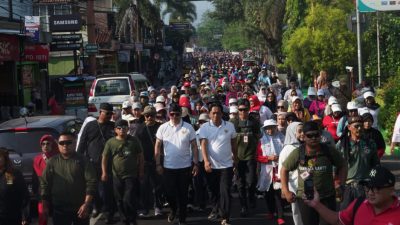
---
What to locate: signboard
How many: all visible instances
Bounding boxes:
[358,0,400,12]
[50,14,82,32]
[22,65,34,88]
[118,50,130,62]
[85,43,99,54]
[25,16,40,42]
[52,34,82,42]
[120,43,135,50]
[50,43,81,51]
[169,22,191,30]
[63,79,86,107]
[135,42,143,51]
[24,44,49,62]
[0,34,19,61]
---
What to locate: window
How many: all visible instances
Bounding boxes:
[95,79,130,96]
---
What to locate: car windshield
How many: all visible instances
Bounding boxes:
[135,81,148,92]
[95,79,130,96]
[0,130,59,154]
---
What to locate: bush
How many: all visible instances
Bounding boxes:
[378,72,400,140]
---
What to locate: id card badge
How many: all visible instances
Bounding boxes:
[300,171,310,180]
[243,135,248,143]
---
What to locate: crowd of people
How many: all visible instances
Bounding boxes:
[1,52,399,225]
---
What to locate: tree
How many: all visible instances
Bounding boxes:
[221,22,251,51]
[196,12,225,50]
[162,0,197,23]
[284,4,356,79]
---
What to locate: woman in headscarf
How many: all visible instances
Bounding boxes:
[256,120,285,225]
[0,148,29,225]
[362,112,386,158]
[257,86,268,103]
[277,122,304,225]
[263,91,277,113]
[289,97,311,122]
[249,95,262,112]
[33,135,59,225]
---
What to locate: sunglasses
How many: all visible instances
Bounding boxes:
[364,185,384,193]
[277,106,284,109]
[144,114,155,118]
[58,140,73,146]
[116,126,129,130]
[41,142,51,146]
[351,124,362,129]
[305,132,320,139]
[169,112,181,117]
[238,108,249,112]
[101,110,113,116]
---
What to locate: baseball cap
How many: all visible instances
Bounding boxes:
[229,106,238,114]
[229,98,238,104]
[115,119,128,128]
[156,96,165,103]
[140,91,149,97]
[122,101,131,109]
[148,86,156,93]
[331,104,342,112]
[132,102,142,110]
[361,112,373,122]
[143,106,156,115]
[307,87,316,96]
[328,96,338,105]
[100,103,113,111]
[363,91,375,99]
[360,166,395,188]
[198,113,210,122]
[262,119,277,129]
[347,101,358,110]
[154,103,165,112]
[303,121,320,133]
[291,96,301,103]
[317,89,325,96]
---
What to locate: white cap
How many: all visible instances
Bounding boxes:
[122,114,135,121]
[328,96,338,105]
[122,100,131,109]
[230,106,238,113]
[359,108,370,116]
[200,82,206,86]
[262,119,277,128]
[198,113,210,122]
[154,103,165,112]
[347,101,358,110]
[331,104,342,112]
[307,87,316,96]
[156,96,165,103]
[291,96,301,103]
[132,102,142,109]
[363,91,375,99]
[229,98,238,104]
[317,89,325,96]
[148,86,156,93]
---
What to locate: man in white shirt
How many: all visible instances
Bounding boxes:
[198,102,237,225]
[154,103,199,225]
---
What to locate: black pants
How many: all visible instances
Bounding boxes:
[192,161,208,209]
[0,217,21,225]
[52,209,89,225]
[237,160,257,209]
[206,167,233,221]
[163,167,191,223]
[340,183,365,210]
[141,162,163,212]
[297,195,336,225]
[93,163,115,217]
[264,183,284,219]
[113,177,139,223]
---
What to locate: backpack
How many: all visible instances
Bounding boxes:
[298,143,334,166]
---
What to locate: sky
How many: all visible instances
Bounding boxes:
[192,1,214,27]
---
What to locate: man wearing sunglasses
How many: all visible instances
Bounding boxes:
[336,116,379,210]
[281,121,347,225]
[304,166,399,225]
[102,120,144,225]
[155,103,199,225]
[41,131,97,225]
[76,103,116,222]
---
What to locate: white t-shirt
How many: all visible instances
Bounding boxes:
[156,120,196,169]
[278,144,299,193]
[198,120,237,169]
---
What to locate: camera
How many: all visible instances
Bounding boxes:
[304,176,314,200]
[345,66,353,72]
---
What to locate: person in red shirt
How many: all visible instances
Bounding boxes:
[322,104,342,142]
[33,135,59,225]
[304,166,400,225]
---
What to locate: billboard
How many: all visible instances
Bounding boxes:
[25,16,41,42]
[50,14,82,32]
[358,0,400,12]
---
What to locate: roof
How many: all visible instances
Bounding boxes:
[0,116,77,131]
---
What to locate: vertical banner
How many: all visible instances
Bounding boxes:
[25,16,41,42]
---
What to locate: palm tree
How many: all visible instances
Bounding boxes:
[161,0,197,23]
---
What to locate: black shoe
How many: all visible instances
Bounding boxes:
[240,208,248,217]
[167,212,176,223]
[91,209,100,218]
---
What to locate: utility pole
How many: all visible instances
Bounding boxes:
[356,0,363,84]
[87,0,96,76]
[8,0,12,20]
[376,11,381,87]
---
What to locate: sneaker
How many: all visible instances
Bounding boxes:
[154,207,163,216]
[221,219,231,225]
[167,213,176,223]
[138,211,149,218]
[208,212,218,220]
[277,218,286,225]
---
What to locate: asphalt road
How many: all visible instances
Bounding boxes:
[32,156,400,225]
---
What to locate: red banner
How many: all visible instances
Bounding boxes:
[24,44,49,62]
[0,34,19,62]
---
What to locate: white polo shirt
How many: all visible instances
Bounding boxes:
[156,120,196,169]
[198,120,237,169]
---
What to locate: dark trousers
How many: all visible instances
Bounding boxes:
[113,177,139,223]
[192,161,207,209]
[163,167,191,223]
[52,210,89,225]
[237,160,257,209]
[93,163,115,217]
[297,195,336,225]
[0,217,21,225]
[264,183,284,219]
[340,183,365,210]
[141,162,163,211]
[206,167,233,221]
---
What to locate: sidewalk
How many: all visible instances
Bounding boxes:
[381,155,400,194]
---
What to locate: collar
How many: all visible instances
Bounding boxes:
[366,196,400,214]
[209,120,225,128]
[168,119,183,128]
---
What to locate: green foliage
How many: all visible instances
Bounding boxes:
[196,12,225,50]
[378,71,400,139]
[209,0,244,23]
[221,22,251,51]
[284,4,356,80]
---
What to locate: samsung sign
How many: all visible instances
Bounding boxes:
[50,14,82,32]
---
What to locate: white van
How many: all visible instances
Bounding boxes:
[87,73,149,117]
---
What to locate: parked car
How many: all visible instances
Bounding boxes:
[87,73,149,117]
[0,115,82,201]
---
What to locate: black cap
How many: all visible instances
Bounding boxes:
[237,98,250,108]
[169,103,182,113]
[115,119,128,128]
[303,121,320,133]
[360,166,395,188]
[100,103,113,111]
[361,112,374,122]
